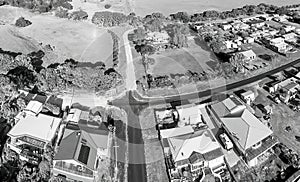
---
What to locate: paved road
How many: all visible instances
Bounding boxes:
[123,29,137,91]
[110,58,300,182]
[113,58,300,106]
[111,92,148,182]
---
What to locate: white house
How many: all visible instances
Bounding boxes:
[176,104,203,126]
[282,33,297,41]
[7,113,62,164]
[241,90,255,105]
[239,50,256,61]
[221,24,232,31]
[243,37,255,44]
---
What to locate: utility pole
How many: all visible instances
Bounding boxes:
[112,129,119,182]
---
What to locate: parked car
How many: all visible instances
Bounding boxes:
[219,133,233,150]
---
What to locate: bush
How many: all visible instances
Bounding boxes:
[70,10,88,20]
[104,4,111,9]
[92,11,127,27]
[15,17,32,27]
[55,8,69,18]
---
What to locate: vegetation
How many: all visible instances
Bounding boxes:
[92,11,127,27]
[107,30,120,67]
[104,4,111,9]
[0,49,123,97]
[15,17,32,27]
[69,10,88,20]
[169,24,189,48]
[2,0,73,12]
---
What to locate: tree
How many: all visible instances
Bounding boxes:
[15,17,32,27]
[229,53,246,73]
[92,11,127,27]
[170,12,190,23]
[135,44,155,56]
[210,40,226,54]
[132,28,146,45]
[38,160,50,181]
[170,24,189,48]
[145,18,163,32]
[69,10,88,20]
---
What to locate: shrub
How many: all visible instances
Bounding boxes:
[104,4,111,9]
[55,8,69,18]
[92,11,127,27]
[15,17,32,27]
[70,10,88,20]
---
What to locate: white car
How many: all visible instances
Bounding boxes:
[219,133,234,150]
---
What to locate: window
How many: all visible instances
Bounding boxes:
[78,145,90,164]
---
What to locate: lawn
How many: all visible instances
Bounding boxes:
[71,0,133,18]
[0,6,116,67]
[133,37,219,81]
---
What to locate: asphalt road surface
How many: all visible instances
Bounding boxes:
[113,58,300,106]
[111,92,148,182]
[110,58,300,182]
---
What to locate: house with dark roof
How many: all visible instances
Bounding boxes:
[210,96,278,167]
[53,109,109,182]
[161,127,224,181]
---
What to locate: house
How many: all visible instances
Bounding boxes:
[210,96,278,167]
[269,29,279,36]
[243,37,255,44]
[247,19,265,28]
[273,16,287,22]
[259,15,272,21]
[283,25,296,33]
[53,111,109,182]
[176,104,203,126]
[7,113,62,164]
[268,37,288,53]
[239,50,256,61]
[265,80,281,94]
[278,78,300,103]
[146,31,170,48]
[19,92,63,116]
[221,24,232,31]
[282,32,297,41]
[66,108,90,125]
[161,127,224,181]
[224,40,238,49]
[241,90,255,105]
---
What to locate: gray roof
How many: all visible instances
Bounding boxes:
[54,131,80,160]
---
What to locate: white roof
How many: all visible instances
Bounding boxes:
[168,129,222,162]
[241,90,254,97]
[240,50,256,58]
[24,100,43,115]
[160,125,194,139]
[66,108,89,123]
[176,104,202,125]
[8,113,62,143]
[221,109,273,150]
[270,37,284,44]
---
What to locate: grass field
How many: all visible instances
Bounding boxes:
[0,6,114,67]
[71,0,133,18]
[134,37,218,80]
[133,0,298,16]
